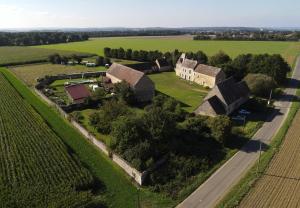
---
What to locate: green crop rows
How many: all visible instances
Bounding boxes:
[0,73,100,207]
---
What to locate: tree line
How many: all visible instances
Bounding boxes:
[0,32,89,46]
[193,31,300,41]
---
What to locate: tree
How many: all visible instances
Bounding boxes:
[247,54,290,84]
[207,115,232,145]
[60,56,69,64]
[183,117,210,137]
[117,47,125,59]
[71,54,82,64]
[92,88,106,100]
[143,104,177,143]
[104,47,111,57]
[95,56,104,66]
[209,51,232,67]
[125,49,133,60]
[244,73,276,97]
[230,54,253,80]
[113,81,136,105]
[103,57,111,65]
[194,51,208,64]
[132,50,140,60]
[48,53,61,64]
[89,99,129,134]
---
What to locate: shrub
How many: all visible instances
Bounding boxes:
[244,73,276,97]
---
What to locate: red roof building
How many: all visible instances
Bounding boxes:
[65,84,91,104]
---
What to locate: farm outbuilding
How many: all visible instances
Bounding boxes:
[65,84,91,104]
[106,63,155,102]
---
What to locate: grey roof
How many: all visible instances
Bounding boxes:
[194,64,223,77]
[195,95,225,116]
[181,59,198,69]
[107,63,146,87]
[215,77,250,106]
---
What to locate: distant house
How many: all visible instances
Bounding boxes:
[175,53,226,88]
[155,58,172,72]
[106,63,155,102]
[65,84,91,104]
[195,77,250,117]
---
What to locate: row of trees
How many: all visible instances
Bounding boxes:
[0,32,89,46]
[48,53,111,66]
[194,31,300,41]
[104,47,209,67]
[48,54,83,64]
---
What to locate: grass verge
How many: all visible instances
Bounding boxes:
[216,89,300,208]
[0,67,174,208]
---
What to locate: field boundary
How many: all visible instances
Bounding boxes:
[216,60,300,208]
[34,88,147,185]
[0,67,145,207]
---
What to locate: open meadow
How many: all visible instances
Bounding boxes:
[240,110,300,208]
[0,46,92,66]
[36,37,300,65]
[0,72,101,207]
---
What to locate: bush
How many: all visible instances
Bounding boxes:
[244,73,276,97]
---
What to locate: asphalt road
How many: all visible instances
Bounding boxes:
[177,57,300,208]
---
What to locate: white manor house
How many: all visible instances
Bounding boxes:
[175,53,226,88]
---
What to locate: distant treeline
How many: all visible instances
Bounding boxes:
[0,32,89,46]
[193,31,300,41]
[86,30,184,38]
[104,47,183,66]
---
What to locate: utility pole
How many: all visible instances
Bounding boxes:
[137,187,141,208]
[268,89,273,106]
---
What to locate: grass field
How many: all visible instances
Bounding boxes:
[0,46,93,66]
[149,72,208,112]
[0,73,100,207]
[11,64,105,87]
[36,37,300,65]
[240,109,300,207]
[0,67,175,208]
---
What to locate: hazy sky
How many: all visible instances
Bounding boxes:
[0,0,299,28]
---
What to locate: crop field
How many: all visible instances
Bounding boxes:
[149,72,208,112]
[0,73,100,207]
[36,37,300,65]
[0,67,175,208]
[240,110,300,208]
[11,63,105,86]
[0,46,93,66]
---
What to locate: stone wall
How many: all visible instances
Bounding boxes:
[34,88,149,185]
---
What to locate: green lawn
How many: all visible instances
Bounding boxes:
[0,46,93,66]
[149,72,208,112]
[0,67,175,208]
[36,37,300,65]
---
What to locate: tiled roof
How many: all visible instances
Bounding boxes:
[65,84,91,101]
[107,63,146,87]
[195,64,223,77]
[216,77,250,105]
[181,59,198,69]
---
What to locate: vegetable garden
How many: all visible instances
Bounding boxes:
[0,73,101,207]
